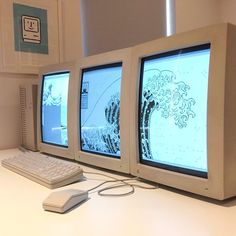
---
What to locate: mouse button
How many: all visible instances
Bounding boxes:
[65,189,85,196]
[43,190,71,207]
[44,189,87,206]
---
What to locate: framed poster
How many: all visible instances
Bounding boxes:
[0,0,59,74]
[13,3,48,54]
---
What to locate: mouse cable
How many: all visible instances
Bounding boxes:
[83,171,158,197]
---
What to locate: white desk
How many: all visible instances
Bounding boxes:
[0,149,236,236]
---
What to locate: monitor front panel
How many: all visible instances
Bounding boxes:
[80,63,122,158]
[139,44,211,177]
[41,71,70,147]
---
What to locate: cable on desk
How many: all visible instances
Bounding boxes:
[83,171,158,197]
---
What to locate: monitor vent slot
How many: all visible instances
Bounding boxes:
[19,87,27,146]
[19,85,38,151]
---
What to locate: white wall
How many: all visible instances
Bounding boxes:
[58,0,83,62]
[219,0,236,24]
[175,0,236,33]
[81,0,236,55]
[81,0,167,56]
[175,0,220,33]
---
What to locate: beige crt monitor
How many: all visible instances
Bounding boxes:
[37,62,77,159]
[129,23,236,200]
[74,48,131,173]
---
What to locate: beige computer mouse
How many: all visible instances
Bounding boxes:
[42,189,88,213]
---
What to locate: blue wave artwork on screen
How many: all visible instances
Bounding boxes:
[139,45,210,174]
[41,72,69,147]
[80,64,122,158]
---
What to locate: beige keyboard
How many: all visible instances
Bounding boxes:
[1,152,83,189]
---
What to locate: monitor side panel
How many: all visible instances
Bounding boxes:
[37,62,76,159]
[74,48,131,173]
[130,23,229,199]
[224,24,236,198]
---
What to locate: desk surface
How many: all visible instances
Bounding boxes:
[0,149,236,236]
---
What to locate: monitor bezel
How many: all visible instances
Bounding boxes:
[74,48,131,173]
[37,62,77,159]
[129,23,229,199]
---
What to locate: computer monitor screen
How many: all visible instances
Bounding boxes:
[41,71,69,147]
[139,44,211,177]
[80,63,122,158]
